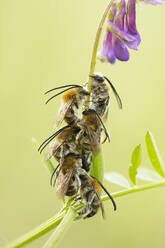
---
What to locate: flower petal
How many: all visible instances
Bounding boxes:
[102,31,116,64]
[107,22,136,42]
[113,37,130,61]
[137,0,163,5]
[126,0,141,47]
[107,22,139,50]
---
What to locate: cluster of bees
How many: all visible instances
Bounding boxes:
[39,74,122,218]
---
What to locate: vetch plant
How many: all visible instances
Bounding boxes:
[4,0,165,247]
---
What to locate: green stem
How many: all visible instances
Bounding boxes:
[6,180,165,248]
[102,180,165,201]
[87,0,113,96]
[86,0,113,186]
[90,147,104,183]
[4,210,66,248]
[42,207,75,248]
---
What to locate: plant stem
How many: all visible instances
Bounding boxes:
[102,179,165,202]
[90,147,104,183]
[42,207,75,248]
[86,0,113,186]
[87,0,113,95]
[6,179,165,248]
[4,210,66,248]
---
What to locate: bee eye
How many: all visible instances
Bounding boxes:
[91,75,104,82]
[84,132,87,137]
[70,108,74,114]
[79,174,88,181]
[81,90,89,96]
[82,110,87,115]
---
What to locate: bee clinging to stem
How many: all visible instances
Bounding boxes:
[38,73,119,219]
[78,172,116,218]
[53,153,83,198]
[77,109,110,157]
[89,74,122,121]
[38,125,69,154]
[45,126,80,162]
[45,84,89,127]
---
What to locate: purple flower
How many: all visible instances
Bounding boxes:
[137,0,163,5]
[99,0,141,64]
[126,0,141,48]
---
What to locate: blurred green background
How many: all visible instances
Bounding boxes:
[0,0,165,247]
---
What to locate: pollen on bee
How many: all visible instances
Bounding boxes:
[93,179,102,192]
[62,88,77,101]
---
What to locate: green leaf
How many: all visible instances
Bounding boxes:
[145,131,165,178]
[105,172,130,188]
[90,146,104,183]
[129,144,142,185]
[131,144,142,169]
[137,167,162,183]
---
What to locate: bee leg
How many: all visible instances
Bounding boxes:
[76,128,83,144]
[78,204,91,217]
[71,195,81,206]
[102,135,107,144]
[60,145,64,160]
[82,150,92,172]
[76,173,81,186]
[78,191,95,218]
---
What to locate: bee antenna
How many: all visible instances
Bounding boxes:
[38,133,58,152]
[94,111,110,142]
[91,176,117,211]
[38,125,69,153]
[45,86,81,104]
[53,164,63,187]
[45,85,82,94]
[50,163,60,186]
[104,76,122,109]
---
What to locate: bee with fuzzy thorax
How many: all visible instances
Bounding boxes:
[38,125,81,163]
[45,84,89,128]
[78,172,117,218]
[89,74,122,121]
[76,109,110,172]
[49,153,116,218]
[52,153,83,198]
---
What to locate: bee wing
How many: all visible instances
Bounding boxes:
[102,108,109,122]
[56,168,75,198]
[44,140,58,161]
[86,127,100,155]
[94,185,105,218]
[54,98,74,128]
[44,140,64,161]
[96,191,104,218]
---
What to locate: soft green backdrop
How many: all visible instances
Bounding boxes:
[0,0,165,247]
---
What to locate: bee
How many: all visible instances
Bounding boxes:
[77,109,110,157]
[38,125,81,163]
[53,153,83,198]
[89,74,122,121]
[45,84,89,127]
[82,149,93,173]
[78,172,117,218]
